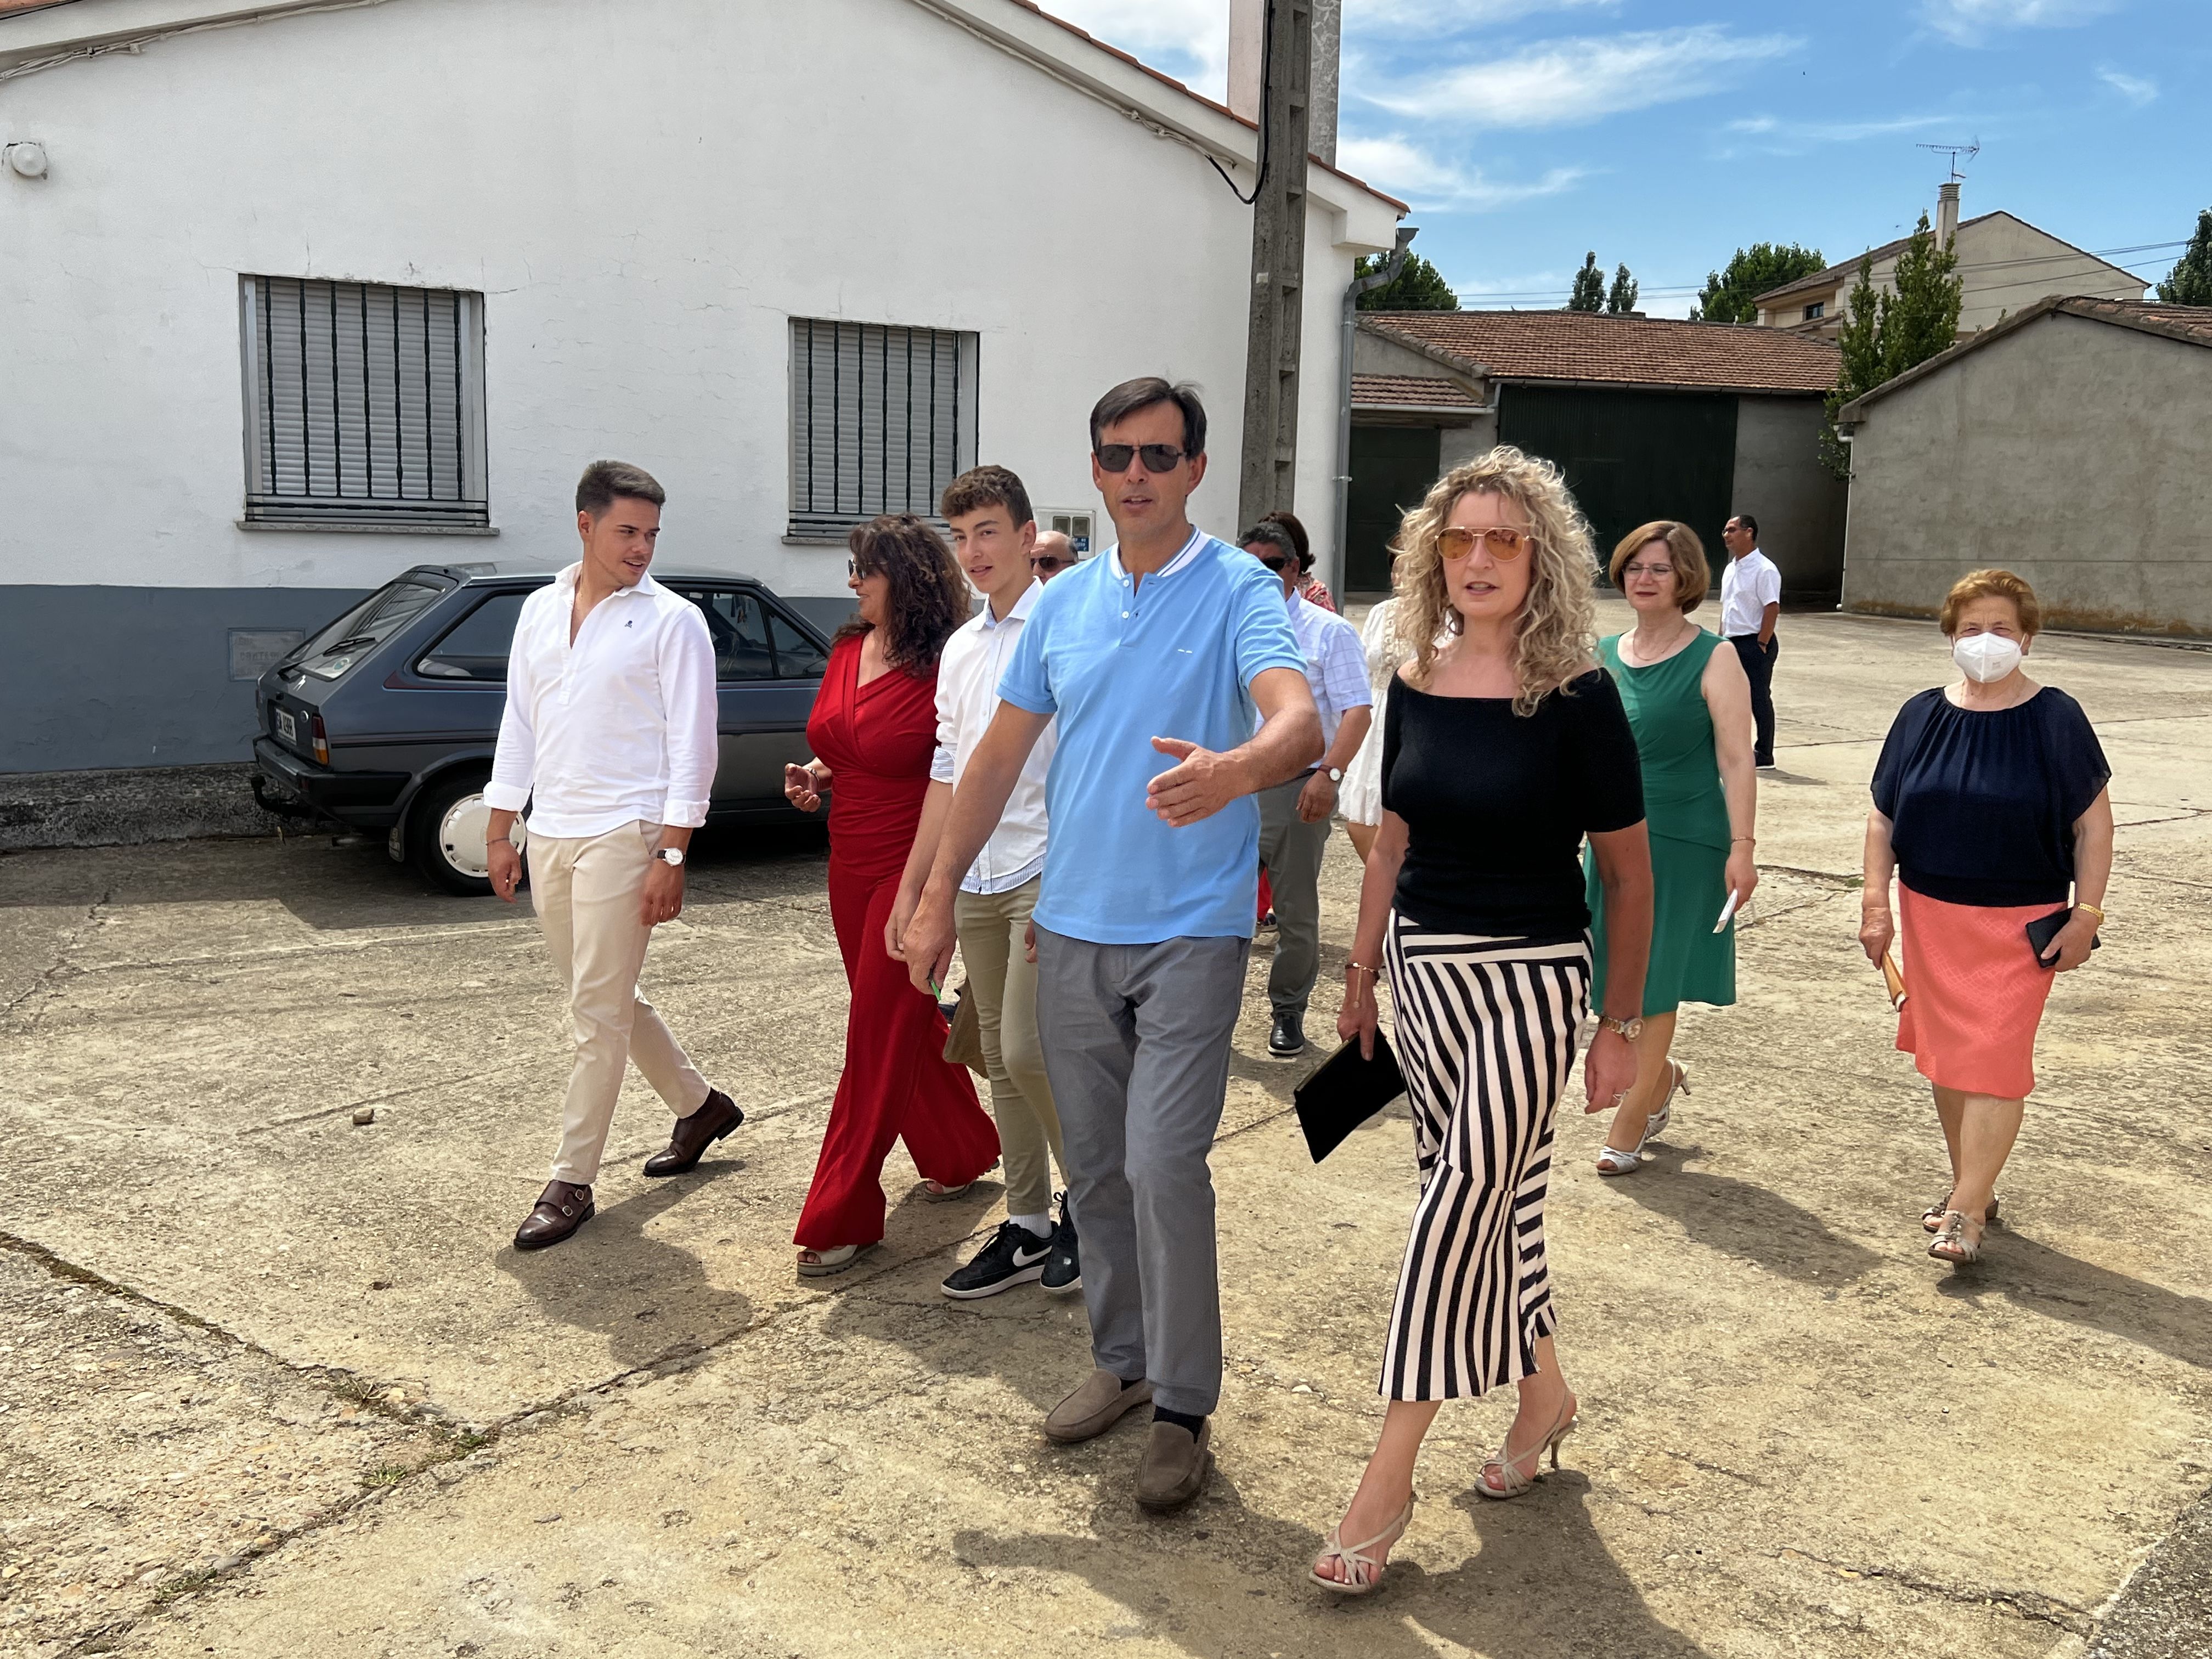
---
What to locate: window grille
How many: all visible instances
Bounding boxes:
[789,319,978,538]
[240,276,489,529]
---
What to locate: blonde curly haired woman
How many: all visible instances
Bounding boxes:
[1312,449,1654,1595]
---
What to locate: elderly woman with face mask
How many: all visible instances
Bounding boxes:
[1860,569,2113,1266]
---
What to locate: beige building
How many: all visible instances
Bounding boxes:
[1754,182,2144,338]
[1836,297,2212,637]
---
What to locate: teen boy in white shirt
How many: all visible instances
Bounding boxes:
[890,465,1077,1300]
[486,460,741,1251]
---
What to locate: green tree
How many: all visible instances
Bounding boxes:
[1354,250,1460,311]
[1819,215,1964,476]
[1606,263,1640,314]
[1690,241,1826,323]
[2155,207,2212,304]
[1567,252,1605,312]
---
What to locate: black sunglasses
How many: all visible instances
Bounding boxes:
[1251,553,1291,572]
[1030,554,1071,573]
[1094,443,1187,475]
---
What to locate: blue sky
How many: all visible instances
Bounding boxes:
[1046,0,2211,315]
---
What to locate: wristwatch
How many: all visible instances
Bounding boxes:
[1596,1013,1643,1041]
[1325,766,1345,783]
[652,847,686,867]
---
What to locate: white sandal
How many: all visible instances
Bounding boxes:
[1308,1494,1415,1596]
[796,1242,878,1278]
[1595,1062,1686,1177]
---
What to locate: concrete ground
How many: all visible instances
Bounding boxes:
[4,603,2209,1659]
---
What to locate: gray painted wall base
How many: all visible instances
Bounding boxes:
[1,763,287,851]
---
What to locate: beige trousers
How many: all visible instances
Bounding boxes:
[955,878,1068,1219]
[528,820,710,1186]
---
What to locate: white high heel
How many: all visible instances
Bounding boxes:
[1596,1063,1686,1176]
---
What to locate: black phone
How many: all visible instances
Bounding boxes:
[2025,906,2100,968]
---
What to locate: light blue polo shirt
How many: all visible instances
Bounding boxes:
[997,528,1306,945]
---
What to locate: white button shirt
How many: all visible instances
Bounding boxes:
[932,578,1056,893]
[1284,589,1373,752]
[485,565,718,839]
[1719,549,1782,639]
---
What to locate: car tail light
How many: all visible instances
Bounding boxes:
[310,713,330,765]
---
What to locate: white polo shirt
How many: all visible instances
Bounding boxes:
[932,578,1056,894]
[1719,549,1782,639]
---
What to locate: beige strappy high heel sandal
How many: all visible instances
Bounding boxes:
[1308,1494,1416,1596]
[1476,1396,1578,1500]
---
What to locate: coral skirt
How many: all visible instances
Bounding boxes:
[1895,884,2060,1099]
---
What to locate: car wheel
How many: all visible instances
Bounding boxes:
[409,770,520,897]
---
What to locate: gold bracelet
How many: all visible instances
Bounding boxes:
[1731,836,1755,843]
[2073,902,2107,922]
[1345,961,1380,977]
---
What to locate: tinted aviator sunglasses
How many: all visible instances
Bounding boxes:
[1094,443,1188,475]
[1030,552,1072,573]
[1437,524,1534,561]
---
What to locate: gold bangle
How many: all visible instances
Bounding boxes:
[1346,961,1380,977]
[2073,902,2106,922]
[1731,836,1755,843]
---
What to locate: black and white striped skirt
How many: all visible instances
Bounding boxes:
[1380,915,1592,1402]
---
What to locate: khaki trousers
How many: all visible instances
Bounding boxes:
[955,878,1067,1218]
[527,820,710,1186]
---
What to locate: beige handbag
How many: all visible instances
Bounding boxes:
[942,980,988,1075]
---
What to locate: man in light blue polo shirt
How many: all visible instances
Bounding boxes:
[901,377,1321,1511]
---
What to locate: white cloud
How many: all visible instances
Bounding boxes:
[1040,0,1229,100]
[1716,111,1953,155]
[1356,26,1800,129]
[2097,65,2158,105]
[1335,134,1587,210]
[1920,1,2120,47]
[1347,0,1621,34]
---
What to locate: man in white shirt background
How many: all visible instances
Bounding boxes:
[891,465,1077,1300]
[1238,520,1373,1058]
[485,460,741,1251]
[1719,512,1782,771]
[1029,529,1079,583]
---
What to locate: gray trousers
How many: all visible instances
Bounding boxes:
[1257,775,1331,1018]
[1033,927,1250,1418]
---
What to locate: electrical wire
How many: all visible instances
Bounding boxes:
[1210,0,1271,204]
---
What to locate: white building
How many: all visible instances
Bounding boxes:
[0,0,1401,774]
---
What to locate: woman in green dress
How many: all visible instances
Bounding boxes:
[1584,521,1760,1174]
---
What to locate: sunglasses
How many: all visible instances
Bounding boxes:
[847,558,877,579]
[1250,552,1293,572]
[1030,554,1071,573]
[1094,443,1188,475]
[1438,524,1534,561]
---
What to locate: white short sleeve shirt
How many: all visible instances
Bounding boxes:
[1719,550,1782,639]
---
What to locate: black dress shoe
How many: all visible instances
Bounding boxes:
[514,1180,594,1250]
[641,1088,744,1177]
[1268,1011,1306,1058]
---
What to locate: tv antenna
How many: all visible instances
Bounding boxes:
[1916,138,1979,181]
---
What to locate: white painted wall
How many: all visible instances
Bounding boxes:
[0,0,1396,602]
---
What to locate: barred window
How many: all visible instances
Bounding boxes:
[789,319,978,539]
[240,276,489,530]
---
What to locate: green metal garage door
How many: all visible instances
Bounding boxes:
[1497,386,1737,571]
[1346,425,1441,595]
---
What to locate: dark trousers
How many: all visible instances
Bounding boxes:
[1730,633,1778,766]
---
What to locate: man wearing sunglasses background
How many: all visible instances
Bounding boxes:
[899,376,1321,1513]
[1030,529,1077,581]
[1238,521,1372,1059]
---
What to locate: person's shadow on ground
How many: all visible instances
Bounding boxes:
[496,1162,756,1371]
[1602,1141,1886,1286]
[1935,1226,2212,1371]
[955,1458,1708,1658]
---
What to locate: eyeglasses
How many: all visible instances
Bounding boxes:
[1622,561,1677,580]
[1094,443,1188,475]
[1030,554,1071,574]
[1437,524,1534,561]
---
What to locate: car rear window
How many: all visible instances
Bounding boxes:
[287,578,445,681]
[416,590,530,681]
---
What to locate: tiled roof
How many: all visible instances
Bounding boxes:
[1352,374,1478,407]
[1360,311,1841,394]
[1839,295,2212,419]
[1753,215,1998,305]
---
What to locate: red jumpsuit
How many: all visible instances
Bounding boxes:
[794,636,1000,1249]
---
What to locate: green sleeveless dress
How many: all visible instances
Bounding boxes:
[1584,629,1737,1014]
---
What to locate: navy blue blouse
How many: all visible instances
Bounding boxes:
[1870,686,2110,907]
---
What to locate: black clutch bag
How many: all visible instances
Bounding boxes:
[1293,1032,1407,1163]
[2025,906,2101,969]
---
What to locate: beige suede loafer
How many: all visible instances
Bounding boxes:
[1043,1368,1153,1444]
[1135,1418,1212,1511]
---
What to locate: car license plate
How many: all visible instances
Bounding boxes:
[275,708,297,743]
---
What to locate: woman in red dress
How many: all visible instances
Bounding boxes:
[783,516,1001,1275]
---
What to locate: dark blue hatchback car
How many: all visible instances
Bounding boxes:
[252,561,832,894]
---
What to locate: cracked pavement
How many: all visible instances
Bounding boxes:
[4,606,2209,1658]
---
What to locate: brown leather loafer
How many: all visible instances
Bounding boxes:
[1043,1367,1153,1444]
[514,1180,595,1250]
[642,1088,744,1177]
[1135,1417,1212,1511]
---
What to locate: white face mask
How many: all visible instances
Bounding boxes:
[1952,631,2023,684]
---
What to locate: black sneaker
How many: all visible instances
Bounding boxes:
[1041,1195,1081,1295]
[941,1220,1052,1301]
[1268,1010,1306,1058]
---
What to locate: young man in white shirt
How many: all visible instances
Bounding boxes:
[1719,512,1782,770]
[485,460,741,1251]
[1238,520,1372,1059]
[891,465,1077,1299]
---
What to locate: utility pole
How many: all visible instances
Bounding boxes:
[1236,0,1312,534]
